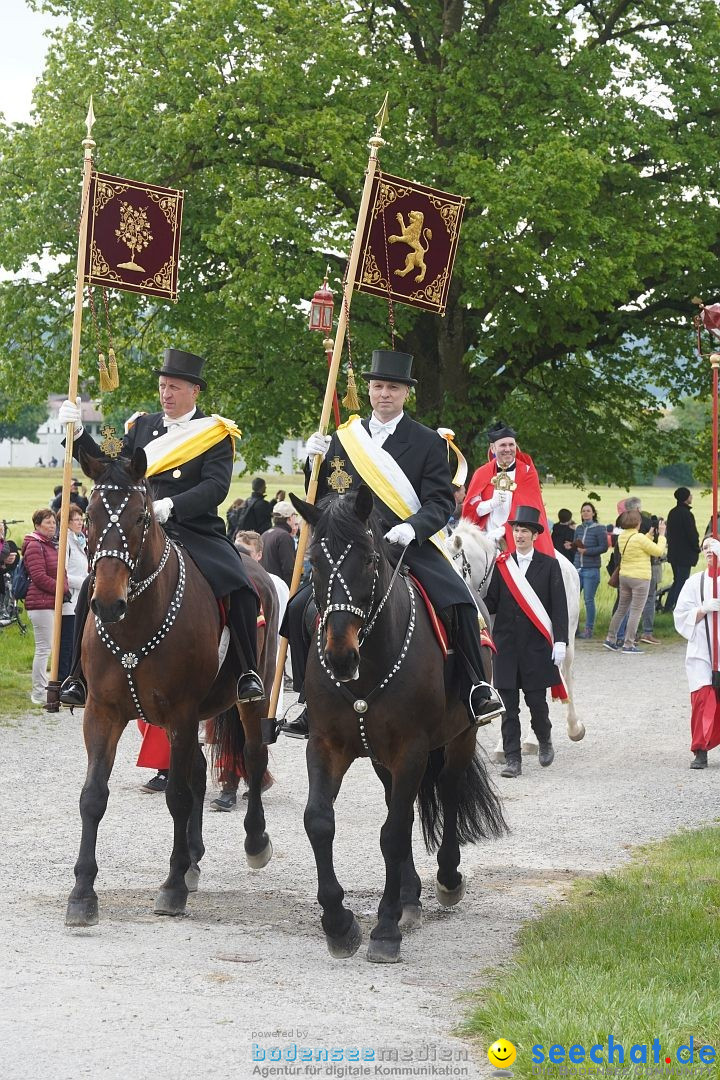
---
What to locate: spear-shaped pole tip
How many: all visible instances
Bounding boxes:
[374,92,389,136]
[85,96,96,138]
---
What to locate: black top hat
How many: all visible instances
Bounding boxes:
[488,421,516,443]
[361,350,417,386]
[154,349,207,391]
[508,505,544,534]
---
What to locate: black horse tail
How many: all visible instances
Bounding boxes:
[209,706,247,785]
[416,747,508,853]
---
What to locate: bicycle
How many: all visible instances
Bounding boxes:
[0,519,28,635]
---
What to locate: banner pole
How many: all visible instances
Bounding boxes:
[264,96,389,732]
[46,99,96,711]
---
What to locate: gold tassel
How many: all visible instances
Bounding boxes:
[98,352,113,392]
[342,364,360,411]
[107,347,119,390]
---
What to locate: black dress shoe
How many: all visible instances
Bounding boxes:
[690,750,708,770]
[500,758,521,778]
[538,740,555,767]
[236,670,265,702]
[59,676,87,707]
[469,684,505,725]
[279,708,309,739]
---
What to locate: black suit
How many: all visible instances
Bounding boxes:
[69,408,258,680]
[485,548,568,758]
[76,410,252,598]
[313,414,469,610]
[288,412,487,707]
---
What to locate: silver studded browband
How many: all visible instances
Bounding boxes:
[90,483,149,577]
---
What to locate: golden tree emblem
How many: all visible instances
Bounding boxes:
[115,201,153,272]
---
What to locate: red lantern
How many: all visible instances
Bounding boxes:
[309,272,334,333]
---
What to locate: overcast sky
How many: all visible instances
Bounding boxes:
[1,0,59,124]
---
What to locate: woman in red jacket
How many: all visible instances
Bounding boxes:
[21,508,68,705]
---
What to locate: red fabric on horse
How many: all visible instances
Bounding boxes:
[409,574,496,656]
[136,720,170,769]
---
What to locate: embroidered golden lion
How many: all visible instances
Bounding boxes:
[389,210,433,284]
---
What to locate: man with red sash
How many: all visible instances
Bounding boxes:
[56,349,264,728]
[462,423,554,556]
[484,506,568,778]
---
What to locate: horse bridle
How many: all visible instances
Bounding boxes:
[89,480,186,722]
[450,542,495,595]
[312,534,416,760]
[89,482,172,599]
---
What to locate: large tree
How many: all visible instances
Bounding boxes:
[1,0,719,479]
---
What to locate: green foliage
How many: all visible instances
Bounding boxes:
[0,395,47,442]
[2,0,720,476]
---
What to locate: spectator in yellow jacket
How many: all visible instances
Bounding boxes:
[603,509,667,654]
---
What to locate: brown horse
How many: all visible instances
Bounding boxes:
[291,486,507,963]
[65,449,277,927]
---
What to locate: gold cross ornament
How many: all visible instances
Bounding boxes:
[328,456,353,494]
[100,425,124,458]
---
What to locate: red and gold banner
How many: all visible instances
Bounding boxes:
[353,171,466,315]
[83,172,184,301]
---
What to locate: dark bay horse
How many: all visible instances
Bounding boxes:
[291,486,507,963]
[65,449,277,927]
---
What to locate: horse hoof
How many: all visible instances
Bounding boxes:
[398,903,422,932]
[65,896,99,927]
[367,937,402,964]
[154,890,188,916]
[326,915,363,959]
[185,864,201,892]
[436,875,467,908]
[568,722,586,742]
[246,838,273,870]
[521,739,539,755]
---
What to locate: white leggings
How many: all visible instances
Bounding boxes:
[28,608,54,698]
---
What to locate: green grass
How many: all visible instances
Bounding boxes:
[0,618,37,720]
[464,827,720,1077]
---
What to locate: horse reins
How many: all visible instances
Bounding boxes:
[450,542,494,595]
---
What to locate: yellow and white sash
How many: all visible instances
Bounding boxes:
[140,414,242,478]
[335,415,450,560]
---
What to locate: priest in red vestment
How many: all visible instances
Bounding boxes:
[462,422,555,558]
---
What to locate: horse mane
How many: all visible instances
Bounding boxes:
[311,493,393,589]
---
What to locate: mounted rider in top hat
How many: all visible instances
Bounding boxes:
[57,348,264,707]
[281,348,504,739]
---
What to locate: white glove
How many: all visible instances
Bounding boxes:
[700,596,720,615]
[153,498,174,524]
[705,538,720,558]
[384,522,415,547]
[58,397,83,437]
[552,641,567,665]
[490,489,509,508]
[305,432,332,459]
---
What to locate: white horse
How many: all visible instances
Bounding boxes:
[446,520,585,762]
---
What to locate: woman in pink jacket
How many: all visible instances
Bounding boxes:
[22,508,69,705]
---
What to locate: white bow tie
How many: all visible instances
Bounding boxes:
[163,417,189,429]
[369,417,396,437]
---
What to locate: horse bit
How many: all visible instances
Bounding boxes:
[313,535,416,760]
[89,482,186,722]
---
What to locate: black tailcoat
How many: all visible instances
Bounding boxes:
[484,549,568,690]
[75,409,252,598]
[311,414,470,610]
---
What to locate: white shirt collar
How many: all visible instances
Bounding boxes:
[163,407,197,428]
[369,411,403,437]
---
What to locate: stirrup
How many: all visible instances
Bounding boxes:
[236,669,265,703]
[469,683,505,726]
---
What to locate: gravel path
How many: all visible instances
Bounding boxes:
[1,639,714,1080]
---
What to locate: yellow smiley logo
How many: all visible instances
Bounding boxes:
[488,1039,517,1069]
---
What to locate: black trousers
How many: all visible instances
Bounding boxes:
[68,576,258,680]
[498,684,552,760]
